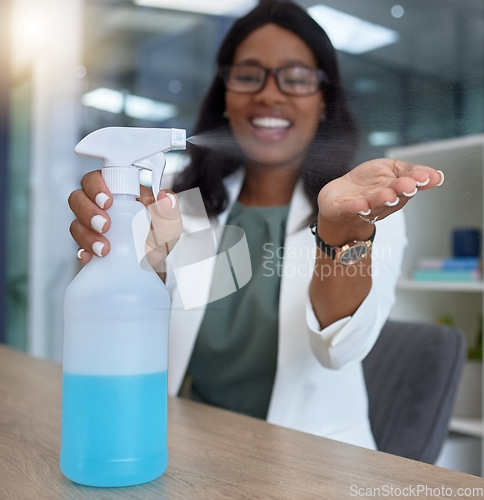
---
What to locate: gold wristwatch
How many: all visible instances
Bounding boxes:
[310,222,375,265]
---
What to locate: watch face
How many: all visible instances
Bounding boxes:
[338,244,370,265]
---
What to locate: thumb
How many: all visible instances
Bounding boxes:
[145,189,183,273]
[153,189,180,221]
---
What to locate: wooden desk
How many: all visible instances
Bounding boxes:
[1,344,483,499]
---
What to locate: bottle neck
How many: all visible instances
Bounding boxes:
[102,167,140,198]
[111,193,138,202]
[104,195,149,265]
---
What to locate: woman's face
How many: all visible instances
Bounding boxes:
[225,23,325,172]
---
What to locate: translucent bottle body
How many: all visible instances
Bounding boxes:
[60,196,170,487]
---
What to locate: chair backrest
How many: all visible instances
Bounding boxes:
[362,320,466,464]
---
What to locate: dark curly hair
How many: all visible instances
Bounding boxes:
[172,0,359,220]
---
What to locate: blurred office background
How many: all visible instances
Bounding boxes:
[1,0,483,360]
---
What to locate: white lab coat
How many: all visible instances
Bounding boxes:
[166,169,406,449]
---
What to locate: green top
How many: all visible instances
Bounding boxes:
[188,201,290,419]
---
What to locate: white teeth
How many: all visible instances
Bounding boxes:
[252,117,290,129]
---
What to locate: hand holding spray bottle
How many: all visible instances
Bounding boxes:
[60,127,185,487]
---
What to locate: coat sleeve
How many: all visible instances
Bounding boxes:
[305,210,407,369]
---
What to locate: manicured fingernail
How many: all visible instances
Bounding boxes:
[166,192,176,208]
[403,187,418,197]
[92,241,104,257]
[416,178,430,187]
[95,192,110,209]
[77,248,85,260]
[358,209,371,216]
[384,197,400,207]
[436,170,445,187]
[91,215,107,233]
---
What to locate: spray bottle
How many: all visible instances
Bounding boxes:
[60,127,186,487]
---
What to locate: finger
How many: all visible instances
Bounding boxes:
[68,188,111,235]
[138,187,176,212]
[406,166,445,191]
[76,248,92,265]
[70,219,111,258]
[352,183,421,224]
[387,169,443,201]
[391,161,445,190]
[138,184,156,208]
[148,190,182,245]
[80,170,113,210]
[154,190,180,220]
[145,190,182,272]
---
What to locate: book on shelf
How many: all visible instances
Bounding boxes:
[412,269,481,282]
[417,257,481,271]
[412,257,482,282]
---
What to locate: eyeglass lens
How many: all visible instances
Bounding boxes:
[223,65,322,96]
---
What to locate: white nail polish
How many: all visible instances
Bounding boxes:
[358,209,371,216]
[166,192,176,209]
[92,241,104,257]
[95,192,110,209]
[403,187,418,197]
[436,170,445,187]
[91,214,107,233]
[416,178,430,187]
[77,248,85,260]
[384,197,400,207]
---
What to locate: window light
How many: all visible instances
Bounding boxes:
[81,88,178,122]
[368,131,401,147]
[308,5,399,55]
[133,0,257,16]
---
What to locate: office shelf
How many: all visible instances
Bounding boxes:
[398,278,484,292]
[387,134,484,476]
[450,417,484,438]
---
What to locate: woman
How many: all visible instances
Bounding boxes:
[69,1,444,448]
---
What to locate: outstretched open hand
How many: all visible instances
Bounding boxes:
[317,159,444,228]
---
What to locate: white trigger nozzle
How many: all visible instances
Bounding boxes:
[134,152,166,201]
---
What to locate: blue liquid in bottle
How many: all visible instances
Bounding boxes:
[60,371,168,487]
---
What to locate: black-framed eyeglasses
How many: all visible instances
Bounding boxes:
[218,64,328,96]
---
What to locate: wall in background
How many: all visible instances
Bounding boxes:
[6,0,84,359]
[0,0,11,344]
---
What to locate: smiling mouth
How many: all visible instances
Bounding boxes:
[251,117,291,129]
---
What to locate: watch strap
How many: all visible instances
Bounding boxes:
[309,221,376,260]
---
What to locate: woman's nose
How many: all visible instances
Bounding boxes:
[254,72,286,102]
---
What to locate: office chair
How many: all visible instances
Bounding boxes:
[363,320,466,464]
